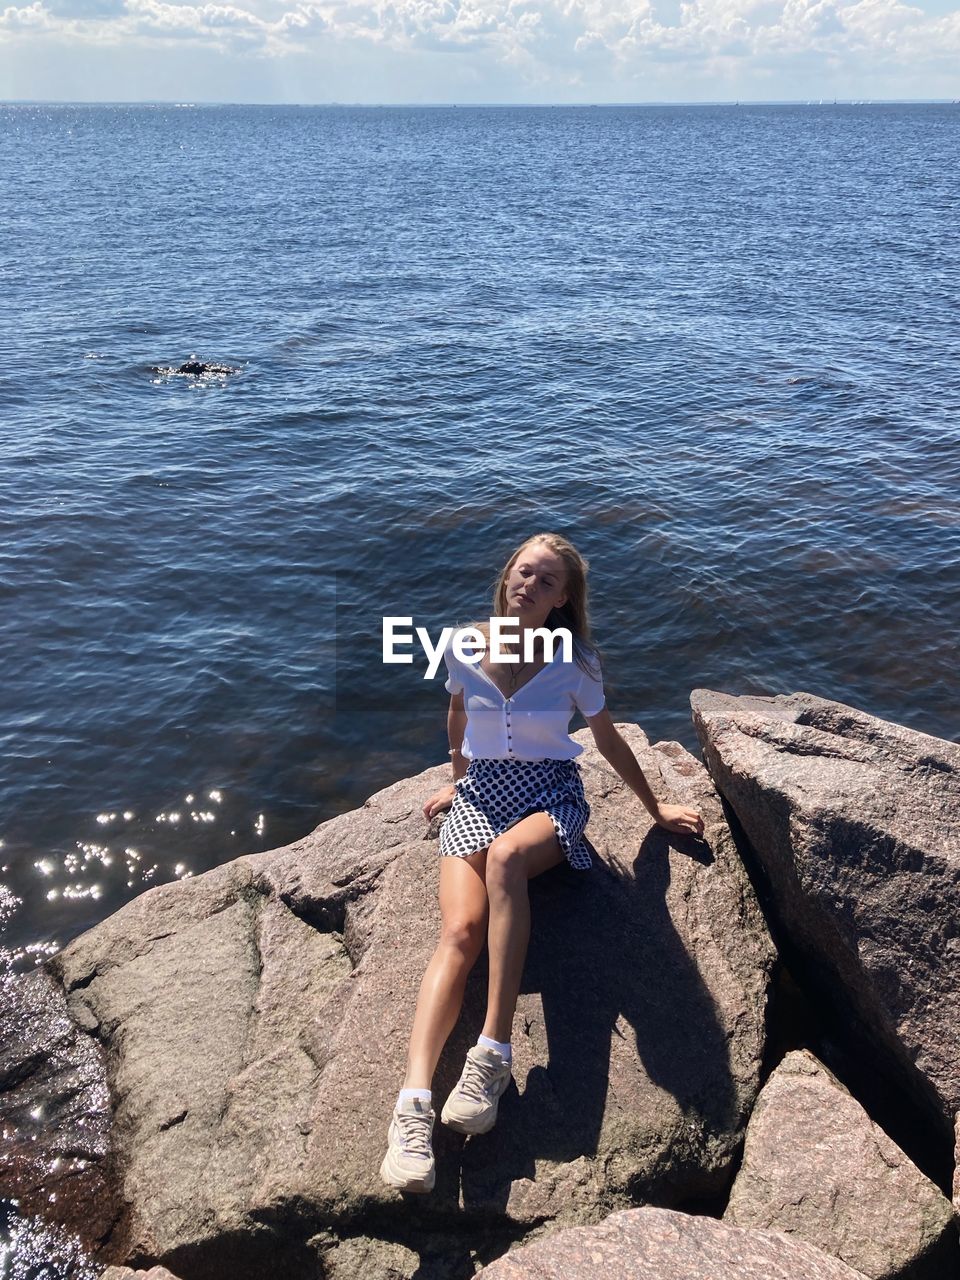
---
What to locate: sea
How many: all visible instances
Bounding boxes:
[0,99,959,1272]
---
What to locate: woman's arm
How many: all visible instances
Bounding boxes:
[585,708,704,837]
[447,692,468,783]
[423,693,467,821]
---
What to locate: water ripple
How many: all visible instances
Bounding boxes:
[0,102,957,980]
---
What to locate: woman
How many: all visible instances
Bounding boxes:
[380,532,704,1194]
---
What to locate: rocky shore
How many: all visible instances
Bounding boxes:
[1,690,958,1279]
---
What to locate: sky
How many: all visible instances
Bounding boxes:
[0,0,958,103]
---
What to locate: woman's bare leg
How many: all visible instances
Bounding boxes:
[481,812,565,1045]
[402,849,490,1090]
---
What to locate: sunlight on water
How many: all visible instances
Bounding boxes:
[1,784,269,971]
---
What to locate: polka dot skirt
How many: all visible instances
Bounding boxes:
[438,758,593,871]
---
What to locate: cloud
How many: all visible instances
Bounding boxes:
[0,0,52,26]
[123,0,274,40]
[2,0,957,81]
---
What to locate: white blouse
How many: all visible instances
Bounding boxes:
[442,636,606,761]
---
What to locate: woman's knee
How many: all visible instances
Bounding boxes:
[485,834,527,891]
[438,913,487,960]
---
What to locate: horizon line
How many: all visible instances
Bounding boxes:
[2,97,959,108]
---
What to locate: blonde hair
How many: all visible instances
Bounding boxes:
[486,532,601,677]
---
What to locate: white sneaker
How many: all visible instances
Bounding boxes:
[440,1045,512,1135]
[379,1096,436,1193]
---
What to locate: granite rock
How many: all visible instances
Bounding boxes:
[101,1268,183,1280]
[0,958,115,1250]
[724,1048,958,1279]
[474,1204,872,1279]
[691,689,960,1139]
[30,723,775,1277]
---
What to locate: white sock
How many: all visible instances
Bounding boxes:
[398,1087,432,1108]
[478,1034,512,1062]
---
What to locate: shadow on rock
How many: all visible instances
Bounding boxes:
[457,821,741,1218]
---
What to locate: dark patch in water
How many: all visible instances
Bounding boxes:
[151,358,242,377]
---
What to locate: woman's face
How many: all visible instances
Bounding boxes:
[504,542,568,625]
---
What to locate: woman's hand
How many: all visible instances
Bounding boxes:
[654,803,705,838]
[423,784,457,822]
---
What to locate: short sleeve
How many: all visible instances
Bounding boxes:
[443,640,464,695]
[573,661,605,717]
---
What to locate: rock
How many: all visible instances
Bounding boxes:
[473,1204,872,1278]
[0,962,116,1250]
[101,1268,183,1279]
[724,1049,958,1279]
[150,360,240,377]
[691,690,960,1139]
[0,1202,102,1280]
[30,724,774,1278]
[309,1231,444,1280]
